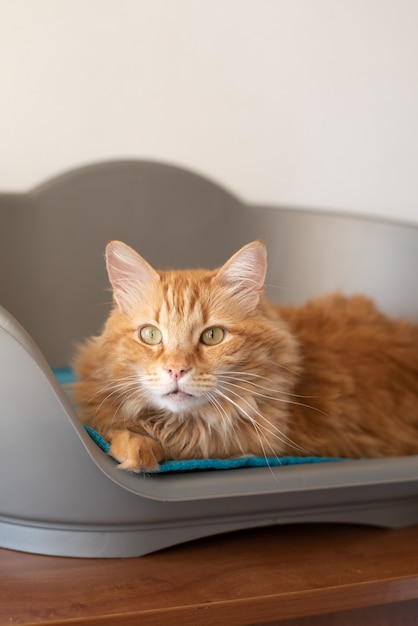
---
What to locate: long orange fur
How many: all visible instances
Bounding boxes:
[72,240,418,471]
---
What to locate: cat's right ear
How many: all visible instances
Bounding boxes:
[105,241,159,313]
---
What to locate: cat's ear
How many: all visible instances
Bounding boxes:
[215,241,267,311]
[105,241,159,313]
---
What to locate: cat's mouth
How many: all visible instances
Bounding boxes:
[165,390,194,400]
[160,387,206,413]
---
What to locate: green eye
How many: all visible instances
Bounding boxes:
[200,326,225,346]
[139,325,162,345]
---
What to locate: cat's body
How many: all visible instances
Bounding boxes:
[73,241,418,471]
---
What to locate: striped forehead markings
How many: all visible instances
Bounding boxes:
[159,280,205,323]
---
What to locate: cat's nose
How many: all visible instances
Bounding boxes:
[165,365,190,381]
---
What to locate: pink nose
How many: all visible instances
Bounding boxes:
[165,365,190,381]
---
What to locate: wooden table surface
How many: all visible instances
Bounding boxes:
[2,523,418,626]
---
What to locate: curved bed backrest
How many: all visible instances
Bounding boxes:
[1,160,417,366]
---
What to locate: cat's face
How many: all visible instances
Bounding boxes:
[117,274,255,415]
[101,240,272,418]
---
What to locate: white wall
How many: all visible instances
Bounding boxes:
[1,0,418,224]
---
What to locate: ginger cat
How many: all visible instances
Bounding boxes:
[73,240,418,472]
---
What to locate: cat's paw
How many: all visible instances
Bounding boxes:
[109,430,164,472]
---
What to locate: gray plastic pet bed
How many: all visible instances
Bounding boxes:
[1,160,418,558]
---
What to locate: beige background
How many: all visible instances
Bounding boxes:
[1,0,417,224]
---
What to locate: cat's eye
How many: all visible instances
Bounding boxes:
[200,326,225,346]
[139,325,162,345]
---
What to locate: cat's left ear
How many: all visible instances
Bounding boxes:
[105,241,159,313]
[215,241,267,312]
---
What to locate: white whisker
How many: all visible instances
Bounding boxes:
[217,383,308,455]
[219,371,316,399]
[213,388,281,480]
[204,392,235,441]
[218,376,328,420]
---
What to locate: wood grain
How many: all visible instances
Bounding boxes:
[2,523,418,625]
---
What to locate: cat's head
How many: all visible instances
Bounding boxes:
[101,240,273,416]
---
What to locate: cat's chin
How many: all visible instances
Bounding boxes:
[154,391,206,414]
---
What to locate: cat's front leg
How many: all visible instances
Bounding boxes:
[108,430,164,472]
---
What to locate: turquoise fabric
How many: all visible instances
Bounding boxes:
[84,425,344,473]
